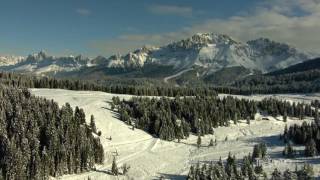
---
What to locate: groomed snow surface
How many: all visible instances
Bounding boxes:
[30,89,320,180]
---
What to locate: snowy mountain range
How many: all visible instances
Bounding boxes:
[102,33,313,73]
[0,33,316,81]
[0,51,90,75]
[0,55,24,66]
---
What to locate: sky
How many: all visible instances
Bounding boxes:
[0,0,320,57]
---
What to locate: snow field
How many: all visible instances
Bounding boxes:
[30,89,320,179]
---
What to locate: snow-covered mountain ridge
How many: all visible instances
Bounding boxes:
[0,55,25,66]
[105,33,314,73]
[0,33,316,76]
[0,51,90,75]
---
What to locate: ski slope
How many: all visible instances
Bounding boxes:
[30,89,320,180]
[163,68,193,83]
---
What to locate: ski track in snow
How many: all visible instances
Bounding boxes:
[163,68,193,83]
[30,89,320,180]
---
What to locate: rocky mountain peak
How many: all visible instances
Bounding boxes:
[168,33,241,51]
[247,38,293,54]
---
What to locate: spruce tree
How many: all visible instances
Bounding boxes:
[246,116,250,125]
[271,168,282,180]
[197,134,201,148]
[305,139,317,157]
[283,169,297,180]
[297,164,314,179]
[90,115,97,134]
[315,107,319,126]
[209,139,214,147]
[0,86,104,179]
[283,143,295,158]
[122,164,130,175]
[111,157,118,175]
[283,111,287,122]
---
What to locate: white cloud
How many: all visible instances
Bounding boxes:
[148,4,193,17]
[76,8,91,16]
[90,0,320,56]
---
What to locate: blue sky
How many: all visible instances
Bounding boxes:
[0,0,319,57]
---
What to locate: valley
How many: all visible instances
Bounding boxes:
[30,89,320,180]
[2,1,320,179]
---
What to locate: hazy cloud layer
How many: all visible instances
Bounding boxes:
[147,4,194,17]
[76,8,91,16]
[90,0,320,56]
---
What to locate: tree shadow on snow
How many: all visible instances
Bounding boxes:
[92,168,113,175]
[101,106,117,113]
[154,173,186,180]
[292,156,320,166]
[172,140,198,148]
[248,135,284,147]
[244,135,285,159]
[101,106,120,119]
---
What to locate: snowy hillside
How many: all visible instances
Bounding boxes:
[30,89,320,180]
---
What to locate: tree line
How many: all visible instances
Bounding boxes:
[187,144,314,180]
[231,69,320,94]
[0,72,217,97]
[2,70,320,97]
[0,85,104,179]
[311,100,320,109]
[282,108,320,158]
[113,96,314,140]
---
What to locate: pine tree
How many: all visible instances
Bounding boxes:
[254,164,263,175]
[246,116,250,125]
[110,102,115,111]
[283,143,295,158]
[260,143,267,158]
[122,163,130,175]
[315,107,319,126]
[0,86,104,179]
[283,111,287,122]
[271,168,282,180]
[305,139,317,157]
[209,139,214,147]
[283,169,297,180]
[111,157,118,175]
[90,115,97,134]
[252,143,267,159]
[197,134,201,148]
[252,144,260,159]
[297,164,314,179]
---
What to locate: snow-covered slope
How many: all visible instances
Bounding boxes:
[105,33,314,73]
[0,51,90,75]
[30,89,320,180]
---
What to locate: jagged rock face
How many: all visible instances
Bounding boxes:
[247,38,311,71]
[168,33,240,51]
[91,56,109,66]
[105,46,157,68]
[105,33,314,73]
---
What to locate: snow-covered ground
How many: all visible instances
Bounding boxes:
[30,89,320,180]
